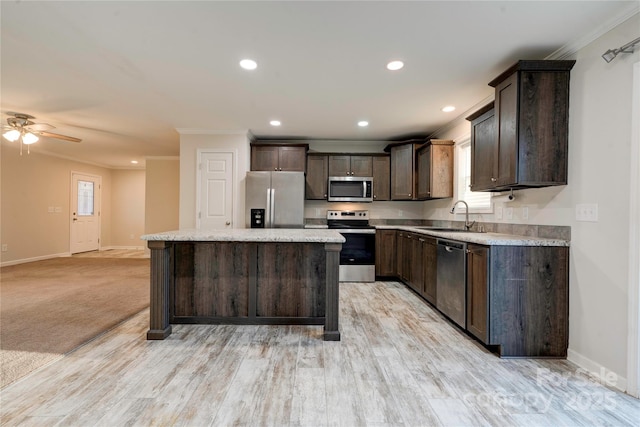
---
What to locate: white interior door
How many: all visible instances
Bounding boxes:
[70,172,101,254]
[198,151,234,229]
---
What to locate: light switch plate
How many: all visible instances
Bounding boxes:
[522,206,529,220]
[576,204,598,222]
[48,207,54,213]
[505,207,513,220]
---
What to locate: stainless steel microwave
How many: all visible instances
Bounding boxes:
[327,176,373,202]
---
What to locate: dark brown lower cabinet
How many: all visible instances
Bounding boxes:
[421,237,437,304]
[375,230,396,277]
[409,234,424,294]
[375,228,570,358]
[466,244,489,343]
[396,231,412,283]
[466,244,569,357]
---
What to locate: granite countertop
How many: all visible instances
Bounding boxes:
[375,225,570,247]
[141,228,345,243]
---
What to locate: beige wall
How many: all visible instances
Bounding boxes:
[110,169,146,248]
[426,14,640,388]
[0,144,113,264]
[0,144,150,262]
[145,157,179,234]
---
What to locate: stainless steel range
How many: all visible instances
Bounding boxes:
[327,210,375,282]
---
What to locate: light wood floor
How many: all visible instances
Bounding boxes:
[1,281,638,426]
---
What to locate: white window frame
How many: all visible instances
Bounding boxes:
[455,136,493,214]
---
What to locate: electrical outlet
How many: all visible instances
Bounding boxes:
[576,204,598,222]
[495,206,503,220]
[505,207,513,220]
[522,206,529,220]
[55,207,62,213]
[1,244,8,252]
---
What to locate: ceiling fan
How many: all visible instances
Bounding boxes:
[2,112,81,155]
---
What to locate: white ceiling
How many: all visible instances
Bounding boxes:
[1,1,638,169]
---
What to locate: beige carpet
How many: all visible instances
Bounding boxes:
[0,257,150,388]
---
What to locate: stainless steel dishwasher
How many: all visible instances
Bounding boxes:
[436,239,467,328]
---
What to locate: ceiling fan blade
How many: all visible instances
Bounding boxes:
[25,123,55,132]
[37,131,82,143]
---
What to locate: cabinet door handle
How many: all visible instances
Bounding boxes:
[274,167,278,171]
[419,238,425,242]
[469,184,473,188]
[408,193,412,197]
[491,177,497,182]
[324,194,327,198]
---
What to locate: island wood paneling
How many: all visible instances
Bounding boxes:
[256,243,325,317]
[147,239,339,340]
[193,243,250,317]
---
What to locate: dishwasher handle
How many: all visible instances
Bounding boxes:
[437,239,466,251]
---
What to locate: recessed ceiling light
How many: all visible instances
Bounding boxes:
[131,160,139,164]
[386,60,404,71]
[358,121,369,127]
[270,120,281,126]
[239,59,257,70]
[442,106,456,113]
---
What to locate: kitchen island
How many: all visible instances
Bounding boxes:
[141,229,345,341]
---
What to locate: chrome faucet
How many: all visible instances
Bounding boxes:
[450,200,475,230]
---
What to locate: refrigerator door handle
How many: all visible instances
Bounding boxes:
[270,188,276,228]
[265,188,272,228]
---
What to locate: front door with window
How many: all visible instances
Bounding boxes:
[70,173,101,254]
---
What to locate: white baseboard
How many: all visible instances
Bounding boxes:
[100,245,146,251]
[0,252,71,267]
[568,348,628,393]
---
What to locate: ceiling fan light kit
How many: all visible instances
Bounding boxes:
[2,112,81,155]
[2,129,21,142]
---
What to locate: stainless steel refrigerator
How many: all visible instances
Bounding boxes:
[245,171,305,228]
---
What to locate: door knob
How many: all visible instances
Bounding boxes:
[225,221,231,226]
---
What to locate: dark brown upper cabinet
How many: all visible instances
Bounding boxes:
[386,141,423,200]
[372,155,390,201]
[305,154,328,200]
[467,60,575,192]
[251,143,308,172]
[416,139,454,200]
[467,103,497,192]
[328,155,373,177]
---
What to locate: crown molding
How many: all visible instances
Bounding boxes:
[547,4,640,60]
[175,128,251,136]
